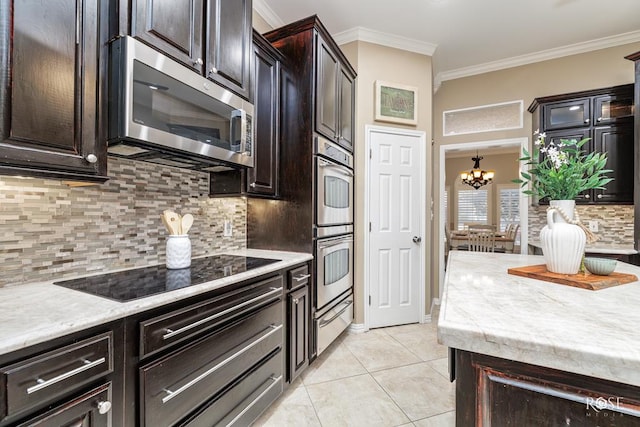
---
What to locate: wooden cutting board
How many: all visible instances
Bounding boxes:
[507,264,638,290]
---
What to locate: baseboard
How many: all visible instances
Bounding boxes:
[348,323,367,334]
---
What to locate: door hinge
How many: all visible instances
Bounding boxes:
[369,149,372,159]
[369,222,372,232]
[369,295,371,306]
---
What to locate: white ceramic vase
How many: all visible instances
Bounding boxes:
[540,200,585,274]
[166,235,191,269]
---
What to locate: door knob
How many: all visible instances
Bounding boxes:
[413,236,422,243]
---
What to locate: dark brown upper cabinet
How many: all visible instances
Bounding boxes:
[247,31,283,197]
[131,0,251,99]
[315,33,355,152]
[209,31,283,198]
[207,0,252,99]
[529,84,634,205]
[132,0,204,73]
[0,0,109,182]
[265,16,356,155]
[593,122,634,203]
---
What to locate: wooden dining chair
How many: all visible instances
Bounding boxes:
[467,231,496,252]
[505,224,520,253]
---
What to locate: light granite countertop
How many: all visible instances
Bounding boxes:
[0,249,312,356]
[528,239,637,255]
[438,251,640,387]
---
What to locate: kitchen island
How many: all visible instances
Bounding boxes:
[438,251,640,426]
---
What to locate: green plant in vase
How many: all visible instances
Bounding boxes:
[513,130,612,274]
[514,130,612,201]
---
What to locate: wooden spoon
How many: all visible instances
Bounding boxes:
[163,210,181,235]
[181,214,194,235]
[161,212,173,234]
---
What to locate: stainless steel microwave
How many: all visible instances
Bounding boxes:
[107,36,254,169]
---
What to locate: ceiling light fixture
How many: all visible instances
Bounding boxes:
[460,153,495,189]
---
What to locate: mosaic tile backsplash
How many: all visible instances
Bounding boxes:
[0,157,246,287]
[528,204,634,245]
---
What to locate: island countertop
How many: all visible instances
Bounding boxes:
[438,251,640,387]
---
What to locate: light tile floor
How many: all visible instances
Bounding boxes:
[253,316,456,427]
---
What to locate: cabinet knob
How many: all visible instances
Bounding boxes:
[584,118,590,123]
[293,298,299,304]
[97,400,112,415]
[597,117,603,122]
[194,58,203,66]
[85,154,98,164]
[209,67,218,75]
[249,182,257,188]
[597,194,603,199]
[585,194,590,199]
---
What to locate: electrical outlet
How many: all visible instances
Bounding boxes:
[588,220,598,232]
[223,220,233,237]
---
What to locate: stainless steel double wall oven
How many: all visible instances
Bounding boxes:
[313,135,354,355]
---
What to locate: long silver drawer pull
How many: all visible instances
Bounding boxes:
[319,300,353,328]
[27,357,106,395]
[163,287,283,340]
[292,274,311,282]
[224,375,283,427]
[162,324,283,404]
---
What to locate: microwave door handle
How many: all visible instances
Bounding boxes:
[231,109,246,154]
[318,160,354,177]
[239,109,247,154]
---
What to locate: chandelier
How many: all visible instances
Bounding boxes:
[460,153,495,189]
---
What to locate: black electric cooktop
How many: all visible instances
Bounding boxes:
[53,255,280,302]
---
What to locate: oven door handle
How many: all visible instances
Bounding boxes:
[318,159,354,177]
[319,299,353,328]
[317,236,354,250]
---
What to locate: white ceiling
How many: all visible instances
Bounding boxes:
[254,0,640,86]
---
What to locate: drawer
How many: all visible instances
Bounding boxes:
[140,275,283,358]
[140,300,283,427]
[0,332,112,422]
[287,264,310,290]
[183,349,283,427]
[16,382,112,427]
[316,293,353,356]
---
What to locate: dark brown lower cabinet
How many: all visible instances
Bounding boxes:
[286,264,310,383]
[0,263,311,426]
[288,285,309,381]
[455,349,640,426]
[17,383,112,427]
[0,323,122,427]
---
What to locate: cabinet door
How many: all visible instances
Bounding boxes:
[315,34,339,141]
[206,0,252,99]
[593,123,634,203]
[543,98,591,130]
[247,36,280,197]
[288,286,309,382]
[18,383,112,427]
[593,93,634,125]
[132,0,204,72]
[540,129,591,203]
[338,68,355,152]
[0,0,107,181]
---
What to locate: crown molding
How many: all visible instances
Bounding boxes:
[253,0,284,29]
[436,29,640,85]
[333,26,437,56]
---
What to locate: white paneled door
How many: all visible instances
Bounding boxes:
[369,127,423,328]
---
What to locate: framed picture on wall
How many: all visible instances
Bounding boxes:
[374,80,418,125]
